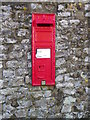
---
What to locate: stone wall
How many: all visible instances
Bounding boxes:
[0,1,89,119]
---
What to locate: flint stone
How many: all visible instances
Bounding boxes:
[5,38,17,44]
[25,76,30,84]
[64,96,76,105]
[44,90,51,98]
[27,52,31,60]
[55,75,63,82]
[63,89,76,95]
[56,82,73,89]
[6,60,18,68]
[0,62,2,69]
[0,45,7,51]
[18,99,32,108]
[0,103,2,113]
[0,80,3,89]
[31,3,37,10]
[8,77,24,87]
[85,4,90,11]
[85,12,90,17]
[57,68,66,74]
[0,114,2,119]
[0,54,7,60]
[58,12,71,17]
[21,39,29,44]
[17,29,27,36]
[9,51,23,59]
[15,109,27,117]
[0,94,5,103]
[0,38,4,44]
[58,4,64,11]
[70,20,80,25]
[64,75,73,81]
[85,56,88,62]
[3,104,15,112]
[83,48,88,54]
[35,98,47,110]
[16,68,28,76]
[31,91,43,99]
[0,88,17,95]
[1,5,11,11]
[65,113,73,118]
[61,105,72,113]
[60,20,68,28]
[3,70,15,78]
[56,58,65,66]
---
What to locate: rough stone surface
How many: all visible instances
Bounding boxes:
[0,1,89,119]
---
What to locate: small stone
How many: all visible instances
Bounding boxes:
[6,60,18,68]
[3,70,15,78]
[17,29,27,37]
[9,51,23,59]
[85,57,88,62]
[35,98,47,110]
[63,89,76,95]
[15,109,27,117]
[0,80,3,89]
[64,96,76,105]
[0,114,2,119]
[32,91,43,99]
[58,4,64,11]
[83,48,88,54]
[13,45,21,51]
[70,19,80,25]
[61,105,72,113]
[0,38,4,44]
[65,113,73,118]
[57,68,66,74]
[78,112,84,118]
[56,58,65,66]
[58,12,71,17]
[56,84,63,89]
[16,68,28,76]
[21,39,29,44]
[64,74,73,81]
[85,87,88,94]
[28,62,31,68]
[0,54,7,60]
[25,76,30,84]
[60,20,68,28]
[74,81,81,88]
[31,3,37,10]
[0,45,7,51]
[44,90,51,98]
[5,38,17,44]
[1,5,11,11]
[85,12,90,17]
[0,103,2,113]
[55,75,63,83]
[0,62,2,69]
[11,99,19,107]
[85,4,90,11]
[0,88,17,96]
[27,52,31,60]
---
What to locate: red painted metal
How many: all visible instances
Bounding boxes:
[32,13,55,86]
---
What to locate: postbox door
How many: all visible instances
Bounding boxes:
[32,13,55,86]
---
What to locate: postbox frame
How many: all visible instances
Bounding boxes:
[32,13,55,86]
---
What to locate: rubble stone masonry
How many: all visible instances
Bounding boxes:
[0,0,90,119]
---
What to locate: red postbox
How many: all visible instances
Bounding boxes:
[32,13,55,86]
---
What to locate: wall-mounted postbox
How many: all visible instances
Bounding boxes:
[32,13,55,86]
